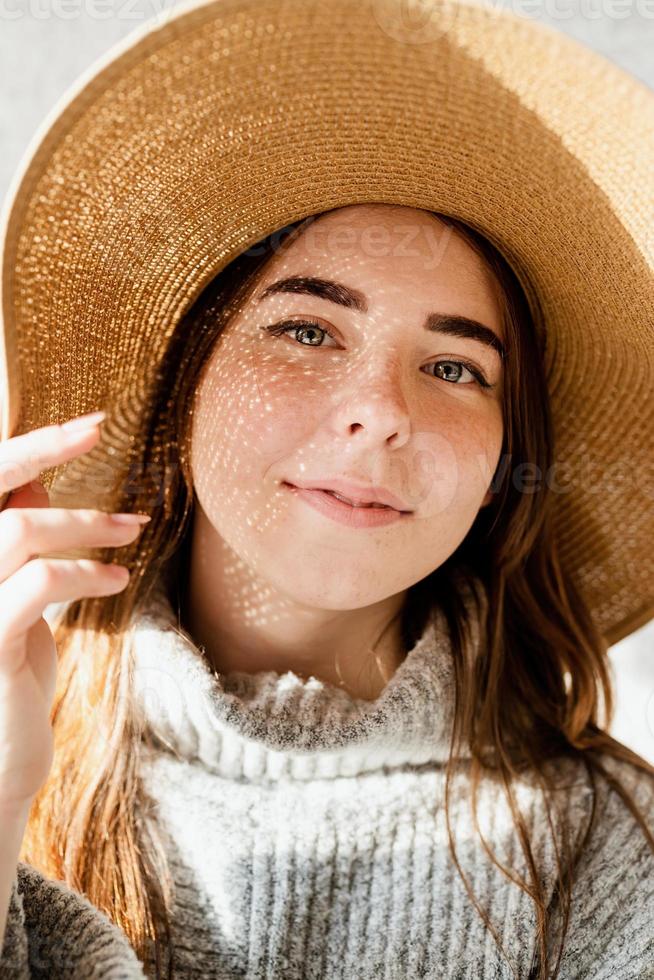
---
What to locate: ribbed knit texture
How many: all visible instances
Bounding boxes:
[2,575,653,978]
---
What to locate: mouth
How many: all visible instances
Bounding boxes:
[281,482,412,528]
[311,490,392,509]
[283,483,398,510]
[282,479,412,513]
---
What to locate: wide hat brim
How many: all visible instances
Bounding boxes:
[1,0,652,645]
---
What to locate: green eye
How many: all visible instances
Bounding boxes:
[262,319,336,346]
[261,319,493,389]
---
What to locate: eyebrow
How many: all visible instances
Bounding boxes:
[256,275,507,361]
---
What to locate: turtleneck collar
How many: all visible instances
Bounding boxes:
[128,572,487,783]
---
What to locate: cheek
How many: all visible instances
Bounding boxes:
[189,345,328,497]
[423,407,503,517]
[457,407,504,507]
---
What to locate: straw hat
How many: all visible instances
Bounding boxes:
[0,0,652,646]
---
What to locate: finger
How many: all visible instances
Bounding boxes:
[0,508,146,583]
[0,422,102,499]
[0,558,129,673]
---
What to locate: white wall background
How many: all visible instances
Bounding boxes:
[1,0,652,761]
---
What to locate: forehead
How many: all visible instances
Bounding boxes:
[256,208,505,336]
[273,205,494,279]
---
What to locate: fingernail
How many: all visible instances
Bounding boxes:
[61,411,107,432]
[110,513,151,525]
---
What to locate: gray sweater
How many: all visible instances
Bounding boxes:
[2,577,653,978]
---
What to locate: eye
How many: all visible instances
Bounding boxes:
[260,318,494,389]
[424,360,490,388]
[261,318,339,347]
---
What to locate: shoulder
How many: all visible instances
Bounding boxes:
[2,861,146,979]
[574,753,654,915]
[545,753,654,979]
[575,752,654,856]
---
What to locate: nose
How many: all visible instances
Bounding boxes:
[327,355,411,449]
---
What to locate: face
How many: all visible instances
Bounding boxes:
[189,204,505,610]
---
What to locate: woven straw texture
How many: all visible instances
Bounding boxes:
[1,0,652,645]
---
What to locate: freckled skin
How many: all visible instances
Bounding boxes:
[184,203,504,700]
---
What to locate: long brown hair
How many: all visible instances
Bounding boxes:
[20,206,654,979]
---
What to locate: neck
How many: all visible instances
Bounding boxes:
[178,504,411,701]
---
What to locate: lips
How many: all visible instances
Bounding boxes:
[321,490,391,510]
[282,483,409,528]
[285,478,411,513]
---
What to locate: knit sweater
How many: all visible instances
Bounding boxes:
[2,576,653,979]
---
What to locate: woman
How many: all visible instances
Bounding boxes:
[0,1,652,978]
